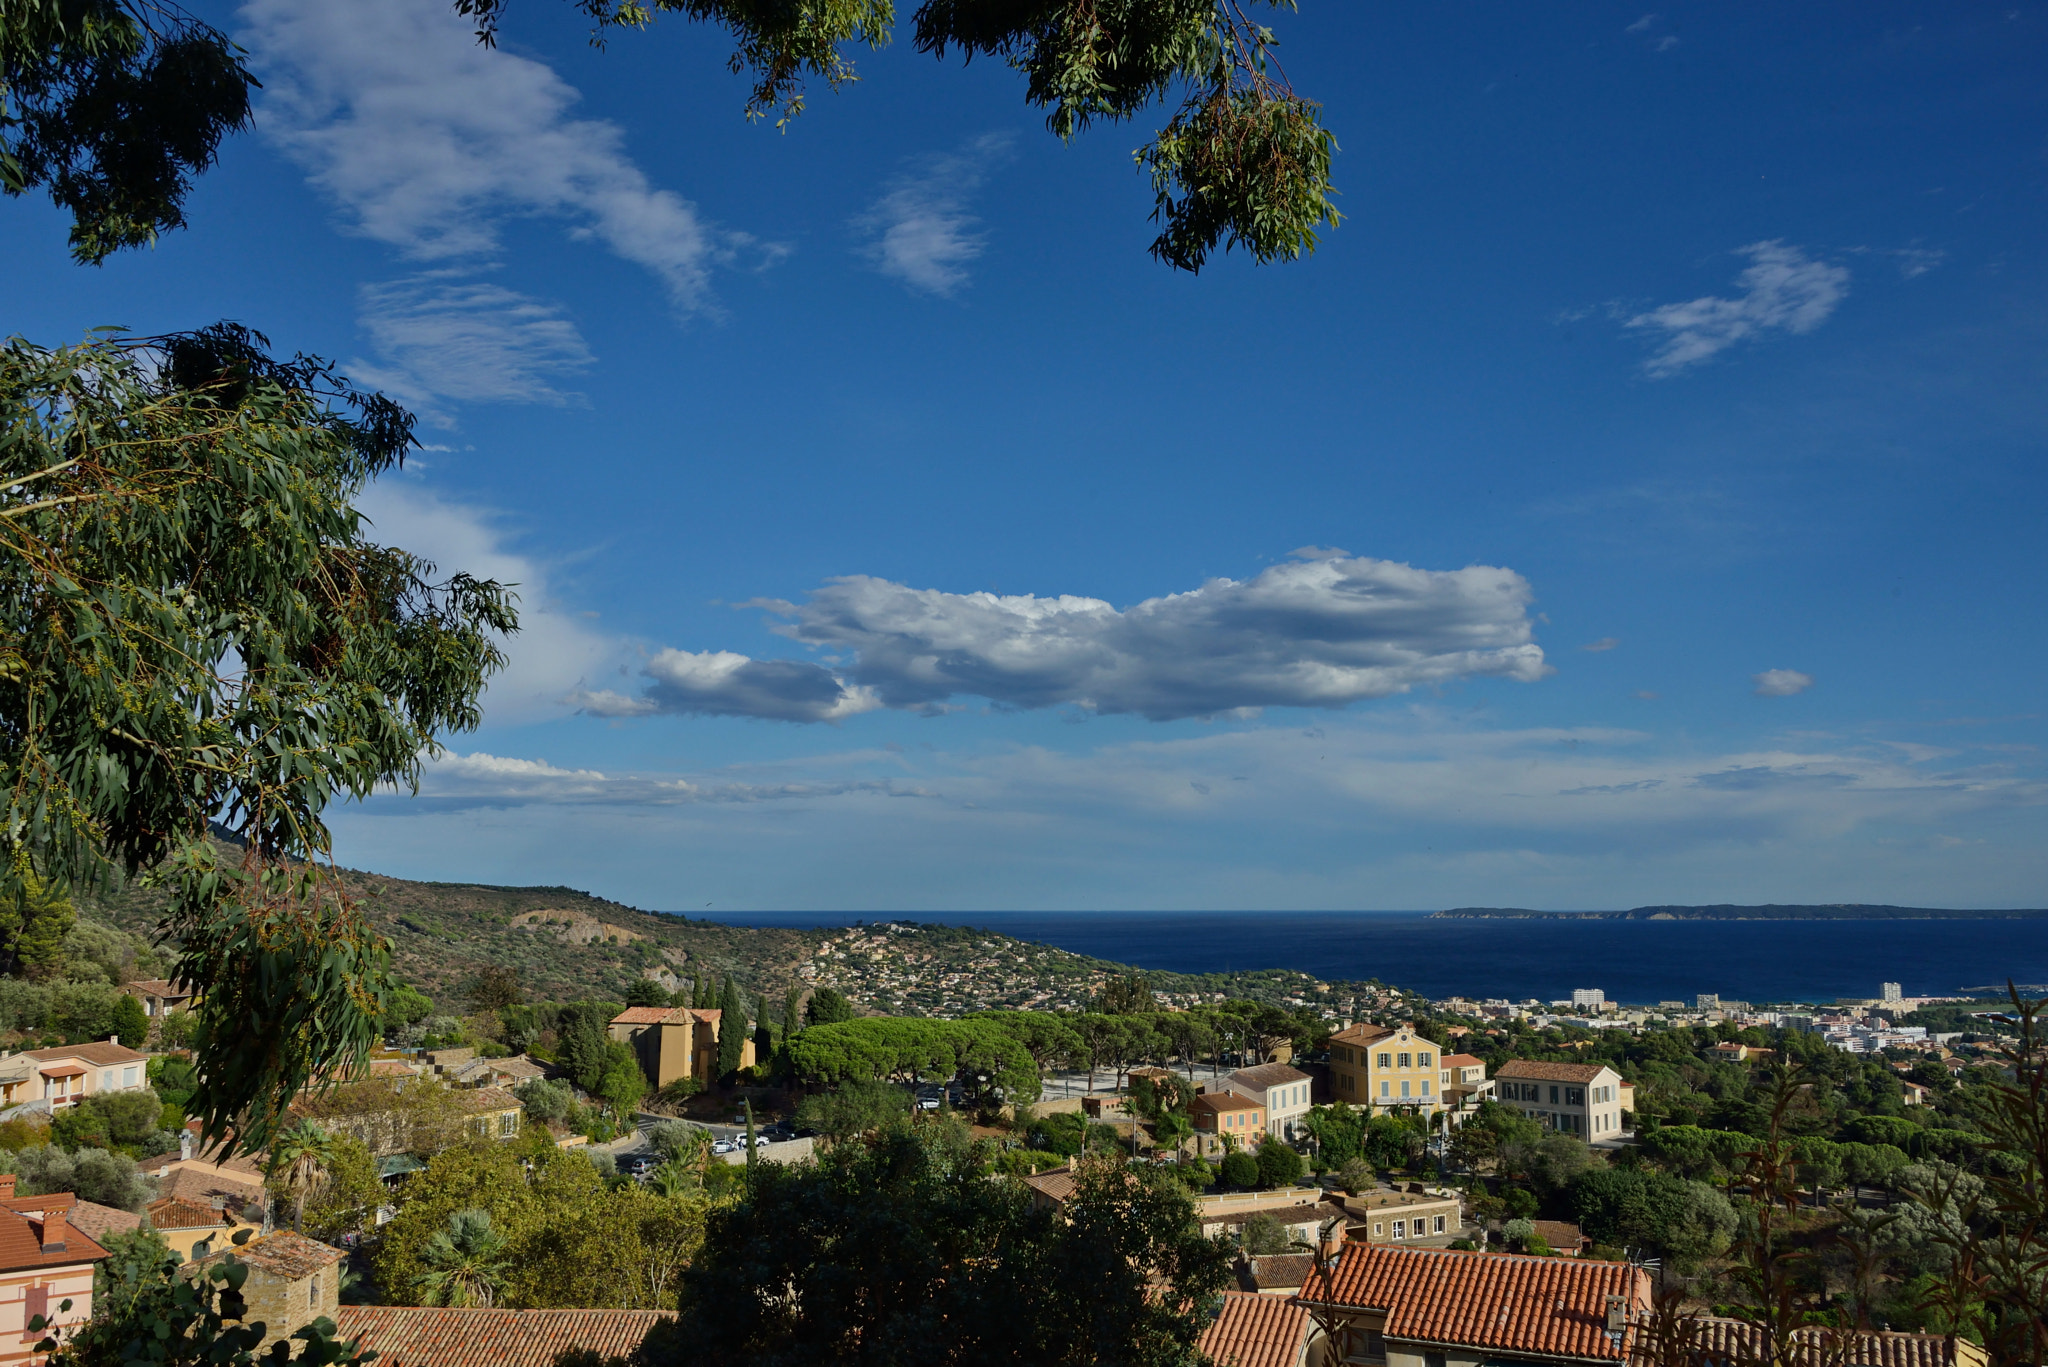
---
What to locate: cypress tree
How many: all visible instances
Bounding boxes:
[782,985,803,1039]
[754,990,773,1059]
[718,976,747,1077]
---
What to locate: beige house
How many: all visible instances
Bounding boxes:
[120,979,194,1019]
[1328,1024,1444,1115]
[1222,1063,1315,1141]
[145,1196,258,1262]
[0,1179,110,1365]
[1437,1053,1492,1123]
[22,1041,151,1110]
[1335,1187,1464,1248]
[1494,1061,1627,1141]
[190,1232,344,1357]
[608,1006,748,1089]
[1193,1091,1267,1156]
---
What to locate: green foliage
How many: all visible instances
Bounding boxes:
[717,976,746,1077]
[678,1124,1231,1364]
[0,871,74,978]
[110,992,148,1048]
[805,985,853,1027]
[294,1134,385,1245]
[1501,1185,1538,1220]
[1502,1216,1534,1247]
[147,1056,198,1111]
[553,1003,613,1091]
[1240,1209,1293,1255]
[15,1142,149,1209]
[514,1078,580,1127]
[1335,1157,1374,1193]
[50,1235,367,1365]
[623,978,669,1008]
[1568,1166,1736,1265]
[785,1016,1039,1101]
[414,1208,511,1308]
[50,1090,167,1156]
[752,989,772,1059]
[792,1079,910,1143]
[594,1040,649,1116]
[0,327,513,1154]
[386,983,436,1028]
[1254,1137,1303,1189]
[1219,1149,1259,1189]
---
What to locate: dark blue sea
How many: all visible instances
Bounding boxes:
[682,910,2048,1007]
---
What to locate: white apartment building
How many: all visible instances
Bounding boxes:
[1221,1063,1316,1140]
[1494,1060,1627,1141]
[1571,988,1606,1008]
[1881,982,1903,1003]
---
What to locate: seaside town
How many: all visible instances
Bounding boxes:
[6,2,2044,1366]
[0,938,2026,1367]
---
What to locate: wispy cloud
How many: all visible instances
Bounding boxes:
[575,549,1550,723]
[243,0,772,412]
[401,750,933,808]
[353,481,622,725]
[1626,241,1850,377]
[348,275,594,414]
[1582,637,1620,653]
[1753,668,1815,697]
[855,134,1013,297]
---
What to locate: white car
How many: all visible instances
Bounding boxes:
[917,1097,940,1111]
[711,1139,736,1155]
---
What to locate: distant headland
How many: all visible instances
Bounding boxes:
[1432,904,2048,920]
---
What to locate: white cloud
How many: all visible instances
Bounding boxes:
[245,0,728,307]
[1626,14,1656,32]
[1582,637,1619,653]
[348,275,594,414]
[1753,669,1815,697]
[855,134,1012,297]
[1626,241,1850,377]
[406,749,931,807]
[592,550,1550,722]
[354,481,621,724]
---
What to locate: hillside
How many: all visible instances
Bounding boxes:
[74,849,1374,1017]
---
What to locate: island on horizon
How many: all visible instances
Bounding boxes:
[1432,903,2048,920]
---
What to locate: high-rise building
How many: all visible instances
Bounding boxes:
[1696,993,1721,1010]
[1571,988,1606,1008]
[1881,982,1903,1003]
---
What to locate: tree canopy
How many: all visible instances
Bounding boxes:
[8,0,1337,272]
[0,326,513,1150]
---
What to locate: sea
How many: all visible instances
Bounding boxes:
[682,909,2048,1007]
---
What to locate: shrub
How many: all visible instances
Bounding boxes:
[1336,1157,1375,1193]
[1256,1139,1305,1189]
[1449,1238,1477,1251]
[1503,1186,1539,1219]
[110,994,148,1048]
[14,1143,152,1210]
[514,1078,579,1126]
[1502,1217,1535,1248]
[1220,1150,1259,1189]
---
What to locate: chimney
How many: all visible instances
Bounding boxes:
[40,1208,66,1254]
[0,1174,15,1199]
[1605,1295,1630,1337]
[180,1130,193,1162]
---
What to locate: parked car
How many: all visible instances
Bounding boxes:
[711,1139,736,1155]
[625,1155,657,1177]
[916,1097,940,1111]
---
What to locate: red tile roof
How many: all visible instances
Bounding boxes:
[609,1006,676,1025]
[122,979,193,999]
[1680,1316,1980,1367]
[1244,1253,1315,1292]
[1195,1092,1265,1113]
[1330,1023,1396,1045]
[1306,1245,1648,1361]
[1228,1063,1312,1090]
[333,1307,675,1367]
[147,1197,229,1231]
[25,1041,148,1068]
[38,1064,87,1078]
[196,1230,344,1280]
[1199,1291,1312,1367]
[0,1201,109,1273]
[1495,1060,1614,1084]
[1441,1053,1485,1067]
[154,1165,266,1212]
[68,1200,142,1242]
[1531,1220,1586,1252]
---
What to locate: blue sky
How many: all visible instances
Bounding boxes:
[9,2,2047,910]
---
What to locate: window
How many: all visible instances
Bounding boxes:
[24,1285,47,1338]
[499,1112,519,1137]
[1418,1052,1432,1068]
[1426,1352,1447,1367]
[309,1275,319,1306]
[1373,1223,1383,1235]
[1433,1215,1446,1233]
[122,1066,137,1087]
[1400,1081,1411,1098]
[1549,1085,1560,1104]
[1421,1080,1431,1097]
[101,1070,114,1090]
[1392,1220,1406,1238]
[1380,1081,1390,1097]
[1566,1088,1585,1107]
[1342,1074,1354,1093]
[1377,1053,1391,1069]
[1397,1052,1411,1069]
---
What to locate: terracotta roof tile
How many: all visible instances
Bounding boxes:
[1198,1291,1311,1367]
[1441,1053,1485,1067]
[1228,1063,1313,1090]
[1195,1092,1265,1113]
[1307,1245,1649,1361]
[1495,1060,1614,1084]
[0,1201,109,1273]
[1683,1316,1979,1367]
[155,1165,266,1211]
[147,1197,229,1231]
[1330,1023,1396,1045]
[1021,1166,1079,1203]
[1531,1220,1585,1251]
[1244,1254,1315,1291]
[195,1230,344,1279]
[25,1041,149,1068]
[122,979,192,998]
[68,1200,142,1242]
[609,1006,676,1025]
[334,1306,675,1367]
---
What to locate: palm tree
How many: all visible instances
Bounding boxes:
[268,1121,337,1231]
[649,1159,697,1198]
[413,1208,511,1308]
